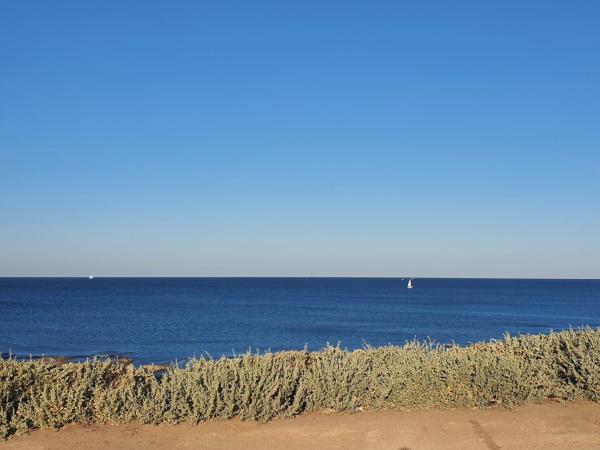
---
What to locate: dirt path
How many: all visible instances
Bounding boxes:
[2,401,600,450]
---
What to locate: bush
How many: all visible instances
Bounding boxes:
[1,329,599,439]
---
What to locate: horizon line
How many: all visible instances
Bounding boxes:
[1,276,599,281]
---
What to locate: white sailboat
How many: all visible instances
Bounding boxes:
[88,275,94,280]
[407,278,413,289]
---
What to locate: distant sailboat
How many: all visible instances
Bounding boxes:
[407,278,413,289]
[88,275,94,280]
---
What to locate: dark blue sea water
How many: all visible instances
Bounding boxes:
[1,278,599,365]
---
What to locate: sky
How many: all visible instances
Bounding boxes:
[1,1,599,278]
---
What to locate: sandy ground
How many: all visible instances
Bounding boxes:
[2,401,600,450]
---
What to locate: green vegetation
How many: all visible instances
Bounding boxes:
[2,329,600,439]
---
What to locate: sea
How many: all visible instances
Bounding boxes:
[1,278,599,365]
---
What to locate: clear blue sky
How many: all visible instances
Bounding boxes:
[1,1,599,277]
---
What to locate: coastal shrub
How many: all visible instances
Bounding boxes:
[1,328,600,439]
